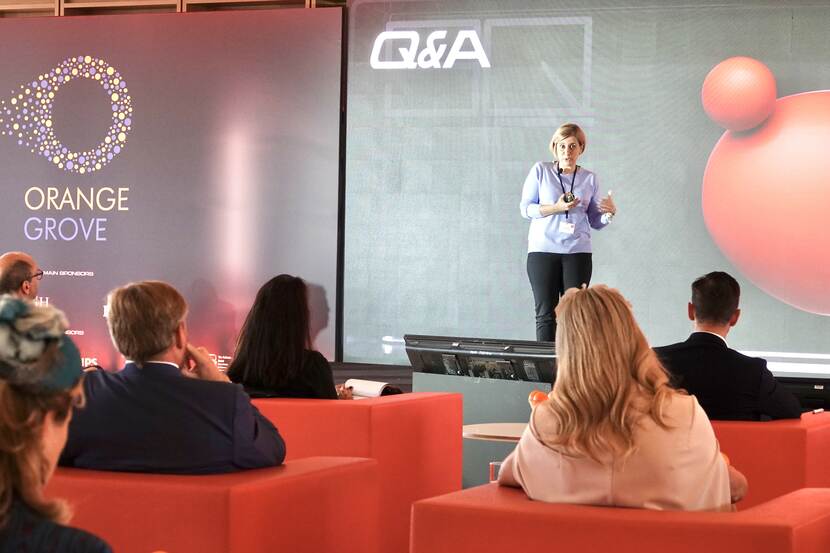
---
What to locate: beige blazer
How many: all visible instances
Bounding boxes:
[505,393,732,511]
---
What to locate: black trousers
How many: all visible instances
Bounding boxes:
[527,252,593,342]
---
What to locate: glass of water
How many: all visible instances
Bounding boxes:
[488,461,503,483]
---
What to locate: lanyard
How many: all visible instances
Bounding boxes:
[555,165,578,219]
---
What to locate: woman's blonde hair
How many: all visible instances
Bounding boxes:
[541,285,676,462]
[549,123,587,160]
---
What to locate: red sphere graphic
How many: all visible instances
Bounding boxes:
[703,90,830,315]
[701,57,777,131]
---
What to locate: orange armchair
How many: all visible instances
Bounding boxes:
[712,412,830,507]
[411,484,830,553]
[46,456,379,553]
[253,392,462,553]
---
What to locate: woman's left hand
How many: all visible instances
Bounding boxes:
[528,390,549,408]
[728,464,748,504]
[599,193,616,215]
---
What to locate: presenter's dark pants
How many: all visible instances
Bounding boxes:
[527,252,593,342]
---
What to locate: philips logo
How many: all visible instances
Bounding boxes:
[370,30,491,70]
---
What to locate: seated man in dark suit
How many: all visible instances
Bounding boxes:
[654,271,801,421]
[60,280,286,473]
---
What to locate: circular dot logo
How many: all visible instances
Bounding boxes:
[0,55,133,174]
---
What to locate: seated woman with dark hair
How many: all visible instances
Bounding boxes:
[0,295,111,552]
[499,285,748,511]
[228,275,350,400]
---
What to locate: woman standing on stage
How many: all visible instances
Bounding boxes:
[519,123,616,342]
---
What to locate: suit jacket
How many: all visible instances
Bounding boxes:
[0,496,112,553]
[60,362,286,474]
[654,332,801,421]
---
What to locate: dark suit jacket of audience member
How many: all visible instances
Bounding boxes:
[237,350,338,399]
[0,496,112,553]
[654,332,802,421]
[60,362,285,474]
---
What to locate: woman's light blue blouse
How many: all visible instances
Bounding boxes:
[519,161,608,254]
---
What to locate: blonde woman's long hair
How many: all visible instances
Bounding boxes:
[541,285,676,462]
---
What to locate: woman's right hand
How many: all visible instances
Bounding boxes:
[541,194,580,216]
[183,344,230,383]
[554,193,581,212]
[336,384,353,400]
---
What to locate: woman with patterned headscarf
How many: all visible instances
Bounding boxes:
[0,295,111,552]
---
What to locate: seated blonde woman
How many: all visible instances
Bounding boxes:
[499,285,747,511]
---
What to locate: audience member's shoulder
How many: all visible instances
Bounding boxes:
[303,349,330,367]
[189,375,245,395]
[724,345,767,369]
[3,500,112,553]
[528,403,559,441]
[653,341,684,356]
[667,390,696,409]
[141,365,246,398]
[80,366,122,389]
[40,524,113,553]
[668,393,721,445]
[660,391,701,427]
[684,393,708,418]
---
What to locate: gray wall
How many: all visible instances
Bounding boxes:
[413,372,550,488]
[344,0,830,364]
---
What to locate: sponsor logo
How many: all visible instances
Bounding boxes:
[209,353,232,372]
[44,269,96,277]
[0,55,133,174]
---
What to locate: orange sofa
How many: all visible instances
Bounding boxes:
[410,484,830,553]
[712,412,830,507]
[47,456,379,553]
[253,392,462,553]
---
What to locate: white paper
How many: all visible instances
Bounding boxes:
[345,378,389,398]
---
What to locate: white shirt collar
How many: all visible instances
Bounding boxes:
[126,360,180,369]
[696,330,729,347]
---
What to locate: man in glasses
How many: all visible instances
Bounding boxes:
[0,251,43,300]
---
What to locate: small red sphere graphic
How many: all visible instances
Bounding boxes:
[702,57,777,132]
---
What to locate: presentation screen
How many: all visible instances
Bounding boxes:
[0,8,342,369]
[343,0,830,378]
